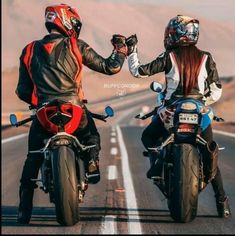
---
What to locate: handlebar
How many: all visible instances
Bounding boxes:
[90,112,108,122]
[135,109,225,123]
[10,116,34,127]
[135,107,158,120]
[10,111,110,128]
[213,116,225,122]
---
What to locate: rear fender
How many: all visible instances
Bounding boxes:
[29,132,96,155]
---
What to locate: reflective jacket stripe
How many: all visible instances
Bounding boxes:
[69,37,84,100]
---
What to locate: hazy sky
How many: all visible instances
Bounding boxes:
[2,0,235,75]
[107,0,235,21]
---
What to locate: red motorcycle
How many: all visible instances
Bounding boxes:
[10,99,114,226]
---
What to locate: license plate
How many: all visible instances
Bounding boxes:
[179,113,198,124]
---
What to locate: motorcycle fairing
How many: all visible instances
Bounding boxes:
[36,99,83,134]
[158,98,214,132]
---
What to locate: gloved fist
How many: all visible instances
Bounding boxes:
[111,34,128,56]
[126,34,138,55]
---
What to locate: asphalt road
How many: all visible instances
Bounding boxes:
[2,95,235,234]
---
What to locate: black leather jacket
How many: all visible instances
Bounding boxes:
[16,33,126,106]
[128,46,222,106]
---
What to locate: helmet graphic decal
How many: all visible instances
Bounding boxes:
[61,8,73,30]
[45,11,57,23]
[164,15,199,49]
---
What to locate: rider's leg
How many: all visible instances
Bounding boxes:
[141,115,166,179]
[74,108,101,184]
[201,125,231,218]
[211,167,231,217]
[17,119,48,224]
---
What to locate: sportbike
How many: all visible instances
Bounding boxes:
[10,99,114,226]
[135,82,225,222]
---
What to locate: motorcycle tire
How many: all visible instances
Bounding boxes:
[51,145,79,226]
[168,143,199,223]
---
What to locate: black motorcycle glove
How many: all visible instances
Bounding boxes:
[111,34,128,56]
[126,34,138,56]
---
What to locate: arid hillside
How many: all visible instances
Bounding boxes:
[2,67,234,125]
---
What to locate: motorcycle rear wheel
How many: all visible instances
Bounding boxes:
[51,146,79,226]
[168,143,199,223]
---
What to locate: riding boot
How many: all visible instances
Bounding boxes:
[146,151,163,179]
[17,153,42,224]
[85,147,100,184]
[216,196,232,218]
[211,167,232,218]
[17,186,34,224]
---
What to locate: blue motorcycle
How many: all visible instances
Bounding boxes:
[135,82,224,223]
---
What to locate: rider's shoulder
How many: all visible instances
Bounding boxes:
[198,49,213,58]
[77,38,89,47]
[156,51,170,60]
[20,40,38,57]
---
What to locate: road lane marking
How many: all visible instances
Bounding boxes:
[110,147,118,155]
[213,129,235,138]
[110,137,116,143]
[100,215,117,234]
[2,133,28,144]
[111,132,116,137]
[108,165,117,180]
[116,125,142,234]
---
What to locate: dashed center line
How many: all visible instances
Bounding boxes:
[110,147,118,155]
[110,137,116,143]
[108,165,117,180]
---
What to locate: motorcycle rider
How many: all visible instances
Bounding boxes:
[16,3,128,224]
[126,15,231,218]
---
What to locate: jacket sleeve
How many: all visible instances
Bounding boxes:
[78,39,126,75]
[204,53,222,106]
[15,47,34,105]
[128,48,168,78]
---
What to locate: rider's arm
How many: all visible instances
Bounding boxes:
[15,47,34,105]
[78,39,126,75]
[128,48,168,78]
[204,53,222,106]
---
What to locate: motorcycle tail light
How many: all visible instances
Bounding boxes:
[180,102,197,110]
[177,124,195,133]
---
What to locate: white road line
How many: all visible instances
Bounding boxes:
[2,133,28,144]
[100,215,117,234]
[111,132,116,137]
[111,126,116,132]
[110,147,118,155]
[213,129,235,138]
[108,165,117,180]
[116,125,142,234]
[110,137,116,143]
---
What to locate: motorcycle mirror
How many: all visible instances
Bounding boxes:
[105,106,114,117]
[150,81,162,93]
[9,114,18,126]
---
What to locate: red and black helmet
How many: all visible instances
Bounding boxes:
[164,15,199,50]
[45,4,82,38]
